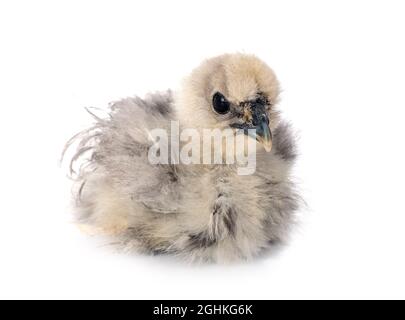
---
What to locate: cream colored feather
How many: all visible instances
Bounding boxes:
[64,53,300,263]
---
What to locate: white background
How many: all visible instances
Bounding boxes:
[1,0,404,299]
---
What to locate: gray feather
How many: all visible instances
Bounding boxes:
[63,55,302,263]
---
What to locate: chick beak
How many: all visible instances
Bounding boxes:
[230,103,273,152]
[255,115,272,152]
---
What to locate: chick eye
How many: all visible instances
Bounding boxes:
[212,92,230,114]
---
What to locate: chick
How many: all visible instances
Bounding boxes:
[65,53,299,263]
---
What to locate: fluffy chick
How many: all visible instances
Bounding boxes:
[65,53,299,263]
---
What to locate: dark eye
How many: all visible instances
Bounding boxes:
[212,92,230,114]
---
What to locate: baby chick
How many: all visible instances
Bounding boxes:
[65,53,299,263]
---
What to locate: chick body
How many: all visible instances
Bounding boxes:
[67,54,299,263]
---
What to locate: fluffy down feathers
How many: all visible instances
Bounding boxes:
[64,54,300,263]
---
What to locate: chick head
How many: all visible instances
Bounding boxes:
[176,53,280,152]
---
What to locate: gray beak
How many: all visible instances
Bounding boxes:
[230,101,273,152]
[255,115,272,152]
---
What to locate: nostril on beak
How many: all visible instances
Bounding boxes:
[252,113,268,127]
